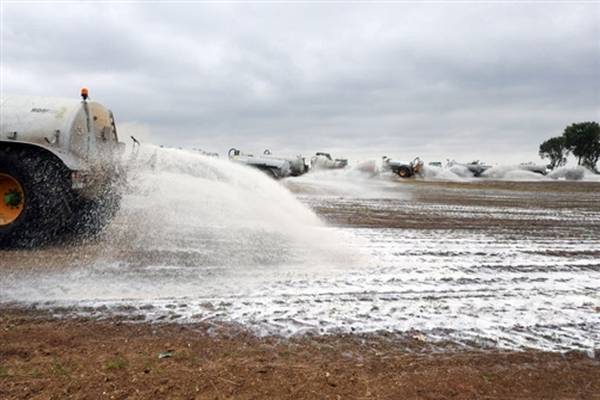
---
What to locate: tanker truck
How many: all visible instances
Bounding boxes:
[228,148,308,178]
[381,156,424,178]
[0,89,124,247]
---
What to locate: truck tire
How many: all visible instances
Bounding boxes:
[0,149,71,248]
[67,184,121,238]
[396,166,413,178]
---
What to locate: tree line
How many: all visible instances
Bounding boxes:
[539,121,600,172]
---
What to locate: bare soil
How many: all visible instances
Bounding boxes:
[309,180,600,230]
[1,309,599,400]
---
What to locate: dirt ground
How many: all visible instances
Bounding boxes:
[1,308,599,400]
[2,180,600,399]
[307,180,600,230]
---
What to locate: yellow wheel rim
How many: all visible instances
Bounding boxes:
[0,173,25,226]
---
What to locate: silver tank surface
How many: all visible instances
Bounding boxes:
[382,158,411,169]
[519,162,548,175]
[262,149,307,176]
[228,148,292,178]
[232,154,291,171]
[229,148,307,178]
[1,95,122,173]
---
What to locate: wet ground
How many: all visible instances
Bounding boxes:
[1,165,599,354]
[297,179,600,352]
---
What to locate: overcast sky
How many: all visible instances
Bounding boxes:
[1,2,599,164]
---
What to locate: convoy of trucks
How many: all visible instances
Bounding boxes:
[0,88,573,248]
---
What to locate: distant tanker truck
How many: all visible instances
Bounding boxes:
[382,156,424,178]
[0,89,124,247]
[228,148,308,178]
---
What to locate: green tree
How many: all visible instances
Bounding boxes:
[539,136,568,170]
[563,121,600,172]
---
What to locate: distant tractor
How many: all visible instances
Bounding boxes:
[382,156,424,178]
[0,90,124,247]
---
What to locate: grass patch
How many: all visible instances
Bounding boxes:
[106,357,127,371]
[0,366,12,378]
[50,359,70,376]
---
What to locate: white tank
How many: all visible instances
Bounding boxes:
[1,95,121,171]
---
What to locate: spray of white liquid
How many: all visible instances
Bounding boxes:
[420,164,600,182]
[420,165,472,181]
[284,163,411,199]
[119,147,335,263]
[482,165,600,181]
[0,146,363,304]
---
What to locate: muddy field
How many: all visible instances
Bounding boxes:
[1,154,600,398]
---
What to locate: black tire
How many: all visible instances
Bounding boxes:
[66,183,122,238]
[228,148,239,158]
[0,148,71,248]
[396,166,413,178]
